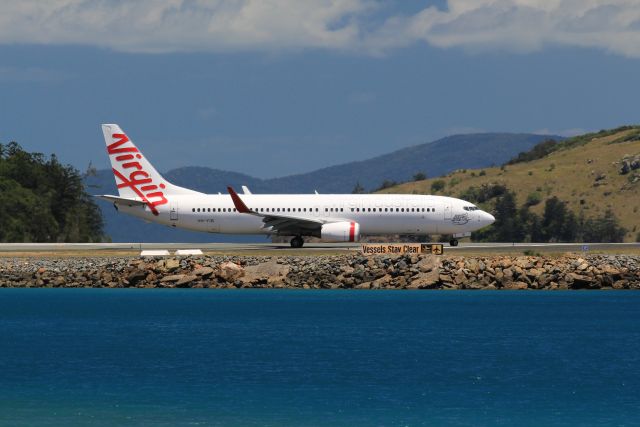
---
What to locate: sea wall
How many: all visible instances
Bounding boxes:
[0,254,639,289]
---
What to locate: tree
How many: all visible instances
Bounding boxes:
[473,190,524,242]
[0,141,104,242]
[376,180,398,191]
[492,191,525,242]
[542,197,566,242]
[581,210,626,242]
[413,172,427,181]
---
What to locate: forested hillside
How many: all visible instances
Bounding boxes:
[0,142,104,242]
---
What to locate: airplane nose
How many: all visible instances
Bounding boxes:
[482,211,495,225]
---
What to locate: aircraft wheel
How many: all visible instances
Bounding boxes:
[449,239,459,247]
[290,236,304,248]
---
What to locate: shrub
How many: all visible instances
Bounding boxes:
[412,172,427,181]
[525,192,542,206]
[431,180,445,193]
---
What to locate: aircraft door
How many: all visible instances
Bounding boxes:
[444,204,452,220]
[170,204,178,222]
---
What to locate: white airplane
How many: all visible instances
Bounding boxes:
[97,124,495,247]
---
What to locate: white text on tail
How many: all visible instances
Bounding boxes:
[101,124,200,215]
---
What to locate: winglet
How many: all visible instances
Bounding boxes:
[227,186,252,213]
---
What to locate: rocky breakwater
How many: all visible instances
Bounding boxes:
[0,254,639,289]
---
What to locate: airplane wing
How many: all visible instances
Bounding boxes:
[227,186,324,236]
[95,194,148,207]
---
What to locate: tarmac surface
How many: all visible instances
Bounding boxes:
[0,242,638,255]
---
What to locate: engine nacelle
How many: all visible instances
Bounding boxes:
[321,221,360,242]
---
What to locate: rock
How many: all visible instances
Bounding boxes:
[216,262,244,281]
[568,273,598,289]
[526,268,544,278]
[243,261,289,281]
[0,253,637,290]
[439,273,453,283]
[160,274,185,282]
[612,279,629,289]
[453,269,467,286]
[407,270,440,289]
[165,258,180,272]
[127,269,147,285]
[176,275,198,287]
[371,275,392,289]
[193,266,214,277]
[505,281,528,290]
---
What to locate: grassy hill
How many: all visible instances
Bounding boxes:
[379,126,640,242]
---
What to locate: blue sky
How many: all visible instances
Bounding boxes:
[1,0,639,178]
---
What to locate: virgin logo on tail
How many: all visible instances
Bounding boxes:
[107,133,167,215]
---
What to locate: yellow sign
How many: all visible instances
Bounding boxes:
[361,243,444,255]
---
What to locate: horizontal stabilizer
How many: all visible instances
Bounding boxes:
[95,195,148,207]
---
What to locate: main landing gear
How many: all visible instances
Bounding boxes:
[290,236,305,248]
[449,239,459,247]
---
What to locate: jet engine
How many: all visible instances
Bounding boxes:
[321,221,360,242]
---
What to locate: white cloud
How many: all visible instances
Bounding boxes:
[372,0,640,57]
[0,0,371,52]
[1,1,640,57]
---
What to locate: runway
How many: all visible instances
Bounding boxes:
[0,242,638,255]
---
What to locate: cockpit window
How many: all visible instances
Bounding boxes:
[464,206,479,211]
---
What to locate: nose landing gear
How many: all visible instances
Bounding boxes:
[449,239,459,247]
[290,236,305,248]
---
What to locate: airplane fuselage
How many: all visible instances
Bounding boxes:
[120,193,493,236]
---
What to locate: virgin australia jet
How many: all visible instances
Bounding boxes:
[96,124,495,247]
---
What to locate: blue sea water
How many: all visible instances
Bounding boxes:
[0,290,639,427]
